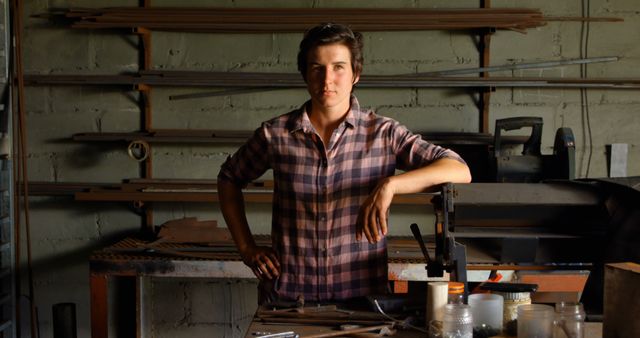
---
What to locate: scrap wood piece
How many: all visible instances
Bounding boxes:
[149,217,232,245]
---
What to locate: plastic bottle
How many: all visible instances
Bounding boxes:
[442,304,473,338]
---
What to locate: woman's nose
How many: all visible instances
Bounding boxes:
[323,69,334,83]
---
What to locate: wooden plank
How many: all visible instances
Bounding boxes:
[604,262,640,338]
[90,273,109,338]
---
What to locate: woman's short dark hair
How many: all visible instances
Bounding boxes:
[297,23,364,82]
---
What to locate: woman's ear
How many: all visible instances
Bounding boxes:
[353,74,360,85]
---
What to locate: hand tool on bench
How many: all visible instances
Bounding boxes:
[253,331,299,338]
[300,324,395,338]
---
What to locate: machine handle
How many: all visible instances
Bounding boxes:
[494,116,543,156]
[410,223,432,264]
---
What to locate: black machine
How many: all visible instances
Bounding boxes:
[425,116,576,183]
[491,116,575,182]
[415,178,640,315]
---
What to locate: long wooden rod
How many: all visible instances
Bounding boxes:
[33,7,622,33]
[10,0,39,336]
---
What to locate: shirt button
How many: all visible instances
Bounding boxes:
[322,187,327,193]
[320,216,326,221]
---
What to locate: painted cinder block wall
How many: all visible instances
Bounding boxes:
[18,0,640,337]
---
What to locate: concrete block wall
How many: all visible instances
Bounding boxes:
[17,0,640,337]
[145,278,258,338]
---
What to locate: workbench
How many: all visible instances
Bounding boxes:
[89,236,602,338]
[89,236,446,338]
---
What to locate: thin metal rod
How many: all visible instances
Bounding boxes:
[169,87,281,100]
[412,56,619,76]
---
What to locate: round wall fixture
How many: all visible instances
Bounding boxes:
[127,140,150,162]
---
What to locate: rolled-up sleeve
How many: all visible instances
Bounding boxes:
[390,121,466,171]
[218,124,271,187]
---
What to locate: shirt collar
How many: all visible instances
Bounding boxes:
[289,95,360,134]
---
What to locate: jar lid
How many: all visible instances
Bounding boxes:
[448,282,464,294]
[495,291,531,300]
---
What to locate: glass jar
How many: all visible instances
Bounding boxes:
[442,304,473,338]
[448,282,465,304]
[517,304,554,338]
[496,291,531,336]
[554,302,585,338]
[468,293,503,337]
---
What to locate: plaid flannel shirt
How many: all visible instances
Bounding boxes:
[218,95,464,301]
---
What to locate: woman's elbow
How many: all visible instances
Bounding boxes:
[461,168,472,183]
[455,162,472,183]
